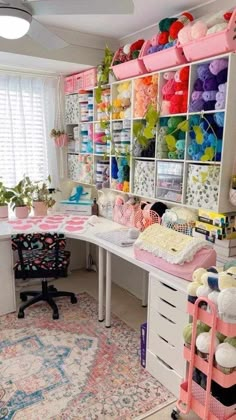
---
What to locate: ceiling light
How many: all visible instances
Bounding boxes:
[0,7,32,39]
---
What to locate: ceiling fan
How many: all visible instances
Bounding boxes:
[0,0,134,49]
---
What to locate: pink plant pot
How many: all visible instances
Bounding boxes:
[54,134,68,147]
[33,201,48,217]
[0,204,8,219]
[15,206,29,219]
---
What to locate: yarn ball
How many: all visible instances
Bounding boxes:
[194,78,204,91]
[208,290,220,306]
[197,64,212,81]
[123,44,131,55]
[191,21,208,40]
[187,281,200,297]
[218,288,236,323]
[202,90,217,101]
[130,39,145,53]
[159,17,177,32]
[225,337,236,348]
[215,343,236,369]
[196,285,212,298]
[207,22,227,35]
[150,201,167,217]
[178,25,192,44]
[203,76,218,91]
[203,100,216,111]
[179,66,189,82]
[196,332,219,354]
[158,31,169,45]
[189,99,204,112]
[192,267,207,283]
[183,321,210,345]
[170,21,184,39]
[216,68,228,85]
[209,58,228,76]
[112,158,118,179]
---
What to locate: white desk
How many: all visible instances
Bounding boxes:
[0,216,188,327]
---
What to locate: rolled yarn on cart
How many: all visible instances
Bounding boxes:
[134,224,216,280]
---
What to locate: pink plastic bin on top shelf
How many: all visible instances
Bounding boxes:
[111,50,147,80]
[180,9,236,62]
[140,41,187,72]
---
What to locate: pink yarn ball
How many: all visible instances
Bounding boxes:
[178,26,192,44]
[191,21,208,40]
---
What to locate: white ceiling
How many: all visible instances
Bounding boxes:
[36,0,215,39]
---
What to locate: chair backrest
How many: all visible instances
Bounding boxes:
[11,233,66,251]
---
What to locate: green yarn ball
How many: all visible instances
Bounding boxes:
[183,321,210,345]
[224,337,236,348]
[159,17,177,32]
[168,116,184,131]
[131,50,140,60]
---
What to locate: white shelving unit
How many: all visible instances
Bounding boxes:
[65,52,236,213]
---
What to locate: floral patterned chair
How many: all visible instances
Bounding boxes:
[12,233,77,320]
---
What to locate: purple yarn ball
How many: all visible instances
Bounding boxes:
[216,68,228,85]
[203,100,216,111]
[203,76,218,91]
[189,99,204,112]
[202,90,217,101]
[193,78,204,91]
[197,64,212,82]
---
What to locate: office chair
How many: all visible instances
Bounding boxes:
[12,233,77,320]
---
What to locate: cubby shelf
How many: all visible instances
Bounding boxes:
[65,52,236,212]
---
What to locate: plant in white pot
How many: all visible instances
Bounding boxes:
[32,176,57,216]
[8,176,33,219]
[0,181,11,219]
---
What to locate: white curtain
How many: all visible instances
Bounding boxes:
[0,73,60,188]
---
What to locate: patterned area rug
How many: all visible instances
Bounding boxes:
[0,293,175,420]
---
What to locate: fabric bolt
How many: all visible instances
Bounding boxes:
[133,160,155,197]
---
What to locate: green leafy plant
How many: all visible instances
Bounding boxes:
[50,128,64,139]
[32,175,58,208]
[7,176,33,209]
[133,105,159,147]
[95,46,114,104]
[0,181,11,206]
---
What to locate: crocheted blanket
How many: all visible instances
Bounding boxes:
[134,224,213,265]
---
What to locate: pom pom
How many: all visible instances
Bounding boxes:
[191,21,208,40]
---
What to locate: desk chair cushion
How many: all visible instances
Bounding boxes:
[12,233,70,279]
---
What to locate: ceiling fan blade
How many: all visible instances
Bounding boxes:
[29,0,134,15]
[28,19,69,50]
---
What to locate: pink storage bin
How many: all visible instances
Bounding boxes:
[140,41,187,72]
[111,50,147,80]
[179,381,236,420]
[181,9,236,62]
[113,202,139,227]
[74,73,84,92]
[64,76,74,94]
[83,68,97,89]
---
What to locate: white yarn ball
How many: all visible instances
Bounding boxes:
[196,332,219,354]
[215,343,236,368]
[123,44,131,55]
[196,285,212,298]
[218,288,236,323]
[208,291,220,307]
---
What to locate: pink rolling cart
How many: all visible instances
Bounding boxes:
[172,297,236,420]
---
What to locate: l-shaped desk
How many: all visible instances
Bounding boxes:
[0,215,188,327]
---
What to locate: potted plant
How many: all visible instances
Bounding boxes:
[8,176,33,219]
[0,181,11,219]
[32,175,57,216]
[50,129,68,147]
[96,46,114,104]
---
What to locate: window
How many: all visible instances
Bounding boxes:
[0,74,59,187]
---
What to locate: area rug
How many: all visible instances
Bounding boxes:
[0,293,175,420]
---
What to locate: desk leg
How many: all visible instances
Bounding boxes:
[105,250,112,328]
[98,247,104,322]
[142,271,148,307]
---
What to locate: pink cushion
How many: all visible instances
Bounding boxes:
[134,246,216,281]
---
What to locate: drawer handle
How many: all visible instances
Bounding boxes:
[159,313,176,325]
[160,297,176,308]
[160,282,177,292]
[158,335,175,348]
[156,355,173,371]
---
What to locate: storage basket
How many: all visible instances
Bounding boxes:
[64,76,74,94]
[111,50,147,80]
[134,205,161,232]
[140,41,187,73]
[83,68,97,89]
[180,9,236,62]
[113,202,139,227]
[74,73,84,92]
[162,220,195,236]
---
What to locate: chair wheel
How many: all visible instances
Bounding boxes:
[20,293,27,302]
[53,312,59,320]
[18,310,25,319]
[71,296,77,304]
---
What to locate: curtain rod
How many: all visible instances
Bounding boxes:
[0,67,61,79]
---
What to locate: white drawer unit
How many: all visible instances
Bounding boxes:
[0,239,16,316]
[146,273,189,396]
[146,350,183,398]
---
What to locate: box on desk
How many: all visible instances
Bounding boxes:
[60,200,92,215]
[193,229,236,258]
[195,221,236,240]
[198,209,236,228]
